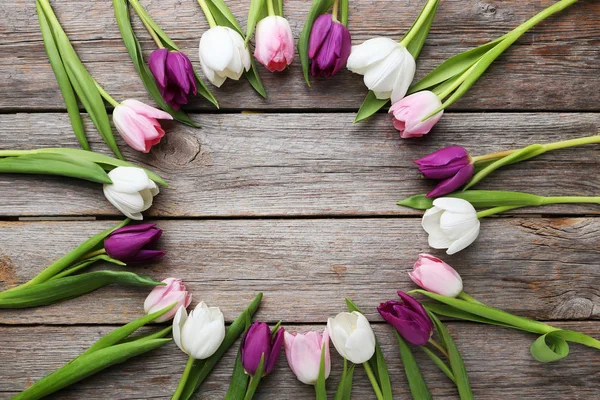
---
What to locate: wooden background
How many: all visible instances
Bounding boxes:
[1,0,599,398]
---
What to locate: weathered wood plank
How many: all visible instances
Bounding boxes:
[0,112,599,217]
[0,0,598,111]
[1,219,598,325]
[1,322,599,399]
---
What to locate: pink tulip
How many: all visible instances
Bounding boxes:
[389,91,443,139]
[144,278,192,322]
[284,328,330,385]
[254,16,294,72]
[409,254,463,297]
[113,99,173,153]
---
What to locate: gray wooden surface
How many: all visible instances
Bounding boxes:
[1,0,599,399]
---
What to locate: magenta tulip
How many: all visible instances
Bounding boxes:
[415,146,475,197]
[284,329,330,385]
[113,99,173,153]
[308,14,351,77]
[254,16,294,72]
[148,49,197,111]
[377,291,433,346]
[104,223,165,263]
[389,91,443,139]
[410,254,463,297]
[241,322,285,375]
[144,278,192,322]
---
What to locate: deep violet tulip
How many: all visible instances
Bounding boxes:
[415,146,475,198]
[104,223,165,263]
[148,49,197,110]
[309,14,352,77]
[377,291,434,346]
[241,322,285,376]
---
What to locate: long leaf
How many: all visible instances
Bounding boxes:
[246,0,267,42]
[397,190,550,210]
[402,0,439,59]
[225,313,254,400]
[49,254,125,280]
[420,347,456,384]
[298,0,336,85]
[354,91,389,123]
[423,303,517,330]
[395,332,432,400]
[315,343,328,400]
[35,1,88,150]
[243,354,264,400]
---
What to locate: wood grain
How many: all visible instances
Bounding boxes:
[0,219,598,325]
[0,112,599,217]
[1,321,599,399]
[0,0,598,111]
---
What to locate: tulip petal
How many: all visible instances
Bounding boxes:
[173,306,188,354]
[363,47,405,99]
[122,99,173,120]
[200,26,236,72]
[346,37,398,75]
[433,198,477,214]
[390,49,416,103]
[426,163,474,198]
[103,187,145,220]
[148,48,169,88]
[288,332,320,384]
[446,222,480,255]
[309,14,333,59]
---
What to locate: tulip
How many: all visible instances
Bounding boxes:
[199,26,251,87]
[103,167,159,220]
[284,329,331,385]
[113,99,172,153]
[422,198,480,255]
[254,16,295,72]
[377,291,433,346]
[148,49,197,111]
[173,301,226,360]
[415,146,475,198]
[308,14,351,77]
[410,254,463,298]
[327,311,375,364]
[104,223,165,263]
[389,91,444,139]
[143,278,192,322]
[346,37,415,102]
[241,322,285,375]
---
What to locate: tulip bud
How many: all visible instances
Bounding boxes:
[241,322,285,376]
[103,167,159,220]
[199,26,251,87]
[377,291,433,346]
[173,301,226,360]
[113,99,173,153]
[389,91,444,139]
[346,37,415,102]
[308,14,351,77]
[104,223,165,263]
[422,198,480,255]
[143,278,192,322]
[254,16,295,72]
[284,329,330,385]
[148,49,197,111]
[410,254,463,297]
[327,311,375,364]
[415,146,475,198]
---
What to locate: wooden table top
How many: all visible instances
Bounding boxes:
[0,0,599,398]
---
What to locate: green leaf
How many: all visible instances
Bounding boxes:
[401,0,439,59]
[36,1,88,150]
[315,343,328,400]
[398,190,549,210]
[420,347,456,384]
[334,358,355,400]
[530,333,570,362]
[275,0,283,16]
[243,354,264,400]
[225,315,254,400]
[180,293,264,400]
[12,338,170,400]
[423,303,516,330]
[205,0,244,34]
[395,332,432,400]
[246,0,267,43]
[297,0,336,85]
[49,254,126,280]
[428,312,473,400]
[120,325,172,344]
[245,58,268,98]
[128,0,178,50]
[354,91,389,123]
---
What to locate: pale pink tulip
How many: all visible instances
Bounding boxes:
[113,99,173,153]
[144,278,192,322]
[284,329,330,385]
[254,16,294,72]
[389,91,443,139]
[409,254,463,297]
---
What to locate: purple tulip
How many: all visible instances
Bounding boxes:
[308,14,351,77]
[415,146,474,198]
[377,291,434,346]
[241,322,285,376]
[104,223,165,263]
[148,49,197,110]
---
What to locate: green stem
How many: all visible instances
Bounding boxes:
[458,292,484,305]
[331,0,340,23]
[128,0,165,48]
[476,205,524,218]
[362,362,384,400]
[197,0,217,28]
[340,0,349,26]
[93,80,120,107]
[436,63,478,100]
[541,196,600,206]
[507,0,578,40]
[471,149,516,163]
[171,356,196,400]
[0,149,36,158]
[428,338,449,358]
[77,248,107,262]
[266,0,276,16]
[399,0,438,47]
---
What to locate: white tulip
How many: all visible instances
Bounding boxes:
[173,301,226,360]
[327,311,376,364]
[422,198,481,255]
[199,26,251,87]
[347,37,416,103]
[103,167,159,221]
